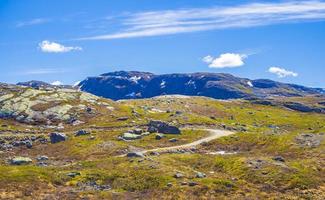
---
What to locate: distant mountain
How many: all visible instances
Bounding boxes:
[77,71,324,100]
[17,80,74,89]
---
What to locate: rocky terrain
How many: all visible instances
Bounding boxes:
[0,82,324,199]
[77,71,324,100]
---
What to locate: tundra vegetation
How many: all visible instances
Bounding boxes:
[0,84,324,199]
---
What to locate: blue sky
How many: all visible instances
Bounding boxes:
[0,0,324,87]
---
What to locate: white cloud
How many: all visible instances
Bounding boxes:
[78,1,325,40]
[203,53,247,68]
[16,18,50,27]
[39,40,82,53]
[51,81,63,86]
[268,67,298,78]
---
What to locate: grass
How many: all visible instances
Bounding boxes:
[0,95,324,199]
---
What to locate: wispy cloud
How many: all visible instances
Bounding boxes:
[21,68,66,75]
[16,18,50,27]
[38,40,82,53]
[268,67,298,78]
[77,1,325,40]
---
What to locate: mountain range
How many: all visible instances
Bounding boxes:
[76,71,324,100]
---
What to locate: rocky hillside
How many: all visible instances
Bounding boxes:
[77,71,324,100]
[0,83,324,199]
[0,83,117,125]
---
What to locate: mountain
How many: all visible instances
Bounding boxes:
[78,71,324,100]
[17,80,74,89]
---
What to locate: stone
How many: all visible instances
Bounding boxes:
[37,162,48,167]
[117,117,129,121]
[50,132,67,143]
[174,172,184,178]
[188,182,198,187]
[25,141,33,148]
[10,156,32,165]
[127,152,144,158]
[147,120,181,134]
[155,133,165,140]
[131,128,143,135]
[75,129,90,136]
[196,172,206,178]
[121,132,142,140]
[149,151,160,156]
[167,183,173,187]
[66,172,81,178]
[273,156,285,162]
[169,138,178,142]
[37,155,49,161]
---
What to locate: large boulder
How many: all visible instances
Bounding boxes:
[50,132,67,144]
[147,120,181,134]
[121,132,142,140]
[10,156,32,165]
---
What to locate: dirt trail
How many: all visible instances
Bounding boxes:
[125,129,235,156]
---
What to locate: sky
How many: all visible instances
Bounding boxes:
[0,0,324,88]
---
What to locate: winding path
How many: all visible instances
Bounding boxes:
[125,129,235,156]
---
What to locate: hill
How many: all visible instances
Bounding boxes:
[0,83,324,199]
[78,71,324,100]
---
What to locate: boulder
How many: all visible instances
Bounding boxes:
[37,155,49,161]
[188,182,198,187]
[127,152,144,158]
[121,132,142,140]
[155,133,165,140]
[75,129,90,136]
[174,172,184,179]
[273,156,285,162]
[196,172,206,178]
[25,140,33,148]
[50,132,67,144]
[67,172,81,178]
[10,156,32,165]
[147,120,181,134]
[169,138,178,142]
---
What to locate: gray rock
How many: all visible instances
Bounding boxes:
[37,155,49,161]
[50,132,67,143]
[127,152,144,158]
[10,156,32,165]
[75,129,90,136]
[169,138,178,142]
[121,132,142,140]
[117,117,129,121]
[174,172,184,178]
[25,140,32,148]
[130,128,143,135]
[273,156,285,162]
[149,151,160,156]
[188,182,198,187]
[37,162,48,167]
[147,120,181,134]
[155,133,165,140]
[196,172,206,178]
[66,172,81,178]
